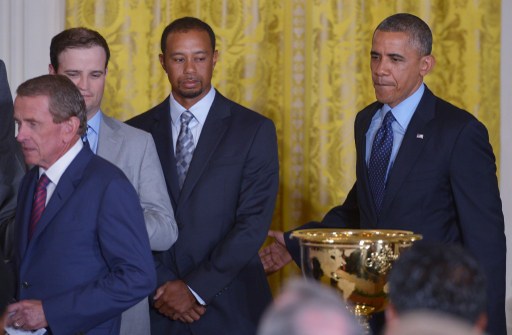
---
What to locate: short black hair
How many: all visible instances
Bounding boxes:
[375,13,432,56]
[388,242,487,324]
[160,16,216,54]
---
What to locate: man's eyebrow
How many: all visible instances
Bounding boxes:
[386,53,405,59]
[170,50,209,56]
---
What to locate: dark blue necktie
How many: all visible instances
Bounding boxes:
[368,111,395,212]
[82,125,93,151]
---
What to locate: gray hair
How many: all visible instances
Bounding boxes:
[257,278,363,335]
[16,74,87,136]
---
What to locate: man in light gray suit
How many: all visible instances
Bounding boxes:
[49,28,178,335]
[0,59,26,260]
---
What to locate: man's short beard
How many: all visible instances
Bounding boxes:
[178,88,203,99]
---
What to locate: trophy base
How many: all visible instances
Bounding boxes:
[355,313,371,335]
[351,304,374,335]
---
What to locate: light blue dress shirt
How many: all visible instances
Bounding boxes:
[86,111,102,154]
[169,87,216,153]
[365,84,425,181]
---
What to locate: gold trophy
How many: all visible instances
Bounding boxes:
[291,229,422,333]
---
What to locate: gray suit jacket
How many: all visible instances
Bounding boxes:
[97,113,178,335]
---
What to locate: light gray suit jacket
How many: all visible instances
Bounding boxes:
[97,113,178,335]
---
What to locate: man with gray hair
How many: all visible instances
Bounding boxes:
[7,75,155,334]
[257,278,363,335]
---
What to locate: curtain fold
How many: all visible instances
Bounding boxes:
[66,0,501,292]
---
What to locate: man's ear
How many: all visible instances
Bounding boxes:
[61,116,80,142]
[49,64,56,74]
[419,54,435,77]
[159,54,166,72]
[212,50,219,69]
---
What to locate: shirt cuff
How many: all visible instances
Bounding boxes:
[187,285,206,305]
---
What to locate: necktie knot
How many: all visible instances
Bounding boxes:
[383,110,395,127]
[180,111,194,126]
[37,174,51,190]
[82,125,94,145]
[81,127,89,142]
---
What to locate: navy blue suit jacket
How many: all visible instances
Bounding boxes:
[127,91,279,335]
[285,87,506,335]
[13,145,156,335]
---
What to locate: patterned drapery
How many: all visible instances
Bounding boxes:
[66,0,501,291]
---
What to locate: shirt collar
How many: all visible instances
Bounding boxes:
[380,83,425,131]
[87,110,102,135]
[39,139,83,185]
[169,87,216,126]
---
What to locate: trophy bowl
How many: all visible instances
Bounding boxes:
[291,229,422,330]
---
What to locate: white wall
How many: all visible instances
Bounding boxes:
[0,0,65,97]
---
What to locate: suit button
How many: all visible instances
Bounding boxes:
[22,281,30,289]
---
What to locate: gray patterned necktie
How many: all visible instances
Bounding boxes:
[176,110,195,189]
[368,110,395,212]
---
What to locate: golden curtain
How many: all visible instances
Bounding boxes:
[66,0,501,293]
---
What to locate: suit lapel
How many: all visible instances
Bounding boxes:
[356,102,381,224]
[25,146,93,255]
[150,98,180,208]
[17,169,38,260]
[97,114,122,160]
[178,93,231,207]
[380,87,437,215]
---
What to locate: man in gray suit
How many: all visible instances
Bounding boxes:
[0,59,26,260]
[48,28,178,335]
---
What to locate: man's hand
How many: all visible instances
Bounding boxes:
[173,304,206,323]
[154,280,205,322]
[6,300,48,330]
[259,230,292,275]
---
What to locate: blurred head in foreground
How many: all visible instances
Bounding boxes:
[383,311,485,335]
[387,242,487,332]
[257,278,363,335]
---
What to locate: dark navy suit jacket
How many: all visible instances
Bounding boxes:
[13,145,156,334]
[285,86,506,335]
[0,59,25,259]
[127,91,279,335]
